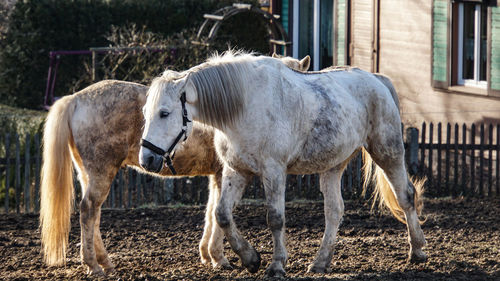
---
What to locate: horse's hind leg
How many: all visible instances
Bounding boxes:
[94,206,115,274]
[308,165,345,273]
[208,171,233,268]
[79,168,116,275]
[200,172,231,269]
[199,176,215,265]
[379,159,426,261]
[368,144,427,262]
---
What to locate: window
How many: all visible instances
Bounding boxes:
[432,0,500,96]
[457,2,487,88]
[293,0,334,70]
[319,0,334,68]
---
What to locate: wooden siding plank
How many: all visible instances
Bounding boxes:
[351,0,373,71]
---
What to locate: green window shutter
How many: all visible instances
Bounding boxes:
[335,0,347,66]
[282,0,289,34]
[432,0,449,88]
[491,6,500,92]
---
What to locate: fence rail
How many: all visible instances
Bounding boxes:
[1,122,499,213]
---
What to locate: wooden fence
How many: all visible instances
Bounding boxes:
[1,122,499,213]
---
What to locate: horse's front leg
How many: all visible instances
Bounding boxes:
[215,166,260,273]
[261,166,287,277]
[308,166,344,273]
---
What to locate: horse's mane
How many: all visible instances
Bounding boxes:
[187,50,254,129]
[148,50,276,129]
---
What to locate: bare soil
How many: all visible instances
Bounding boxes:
[1,198,499,280]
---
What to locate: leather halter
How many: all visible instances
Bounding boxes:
[141,92,191,175]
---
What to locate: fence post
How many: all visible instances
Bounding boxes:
[110,177,116,208]
[470,124,476,196]
[118,169,124,208]
[419,122,426,174]
[497,124,500,196]
[24,134,31,213]
[461,124,467,196]
[164,178,173,203]
[15,134,20,213]
[453,124,459,197]
[355,152,362,196]
[4,134,10,213]
[437,123,442,195]
[445,123,451,195]
[488,124,493,197]
[127,169,133,208]
[406,127,419,175]
[428,123,434,194]
[479,124,485,197]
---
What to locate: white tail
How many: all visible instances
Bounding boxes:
[40,95,77,266]
[361,149,425,224]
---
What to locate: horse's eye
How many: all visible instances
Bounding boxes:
[159,111,170,118]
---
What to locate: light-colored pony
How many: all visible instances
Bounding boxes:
[39,56,310,276]
[140,51,426,277]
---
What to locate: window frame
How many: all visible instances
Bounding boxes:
[456,2,488,89]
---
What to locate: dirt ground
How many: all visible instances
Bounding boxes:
[1,197,499,280]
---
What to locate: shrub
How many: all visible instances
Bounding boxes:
[0,0,267,109]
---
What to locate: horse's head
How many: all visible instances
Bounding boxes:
[139,72,197,174]
[272,53,311,71]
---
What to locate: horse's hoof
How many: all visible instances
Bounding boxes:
[212,257,233,270]
[104,266,116,275]
[88,267,105,276]
[265,264,286,278]
[201,256,211,265]
[242,250,261,273]
[307,264,328,273]
[200,248,211,265]
[409,249,427,263]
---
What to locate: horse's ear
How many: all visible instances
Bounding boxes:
[300,56,311,71]
[184,77,198,104]
[272,52,279,58]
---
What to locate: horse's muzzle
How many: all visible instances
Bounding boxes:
[140,149,163,173]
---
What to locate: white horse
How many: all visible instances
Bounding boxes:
[139,51,426,277]
[39,54,310,276]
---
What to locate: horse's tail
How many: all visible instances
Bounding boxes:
[374,73,400,111]
[40,95,77,266]
[361,149,425,224]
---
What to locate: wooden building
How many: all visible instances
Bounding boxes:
[270,0,500,127]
